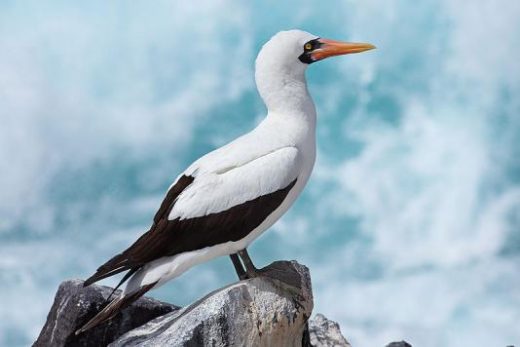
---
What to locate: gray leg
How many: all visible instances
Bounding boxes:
[229,254,248,280]
[238,249,259,278]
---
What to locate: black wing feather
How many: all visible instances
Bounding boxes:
[84,176,296,287]
[83,175,194,287]
[78,176,297,334]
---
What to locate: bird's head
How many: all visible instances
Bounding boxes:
[255,30,375,113]
[256,29,375,76]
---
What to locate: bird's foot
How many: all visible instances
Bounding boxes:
[231,249,261,281]
[238,272,250,280]
[238,249,260,279]
[244,268,260,279]
[230,254,250,281]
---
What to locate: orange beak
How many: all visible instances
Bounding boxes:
[312,38,375,61]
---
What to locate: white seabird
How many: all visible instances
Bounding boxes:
[77,29,374,334]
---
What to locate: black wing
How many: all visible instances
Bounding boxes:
[84,175,296,287]
[83,175,194,286]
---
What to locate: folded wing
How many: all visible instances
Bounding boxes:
[84,146,301,287]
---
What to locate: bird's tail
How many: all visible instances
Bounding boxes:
[75,281,157,335]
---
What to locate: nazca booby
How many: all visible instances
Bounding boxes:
[77,29,374,334]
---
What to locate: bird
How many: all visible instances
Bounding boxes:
[76,29,374,334]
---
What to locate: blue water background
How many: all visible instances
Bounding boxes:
[1,1,519,346]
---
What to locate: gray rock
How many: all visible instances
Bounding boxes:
[33,279,179,347]
[307,314,351,347]
[110,260,313,347]
[35,261,410,347]
[385,342,412,347]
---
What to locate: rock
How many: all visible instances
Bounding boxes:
[35,261,411,347]
[306,313,351,347]
[33,279,179,347]
[385,342,412,347]
[110,260,313,347]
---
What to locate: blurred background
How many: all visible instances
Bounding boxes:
[1,0,519,346]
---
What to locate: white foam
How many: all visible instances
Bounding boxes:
[0,0,253,236]
[304,1,520,345]
[2,1,520,346]
[0,1,252,345]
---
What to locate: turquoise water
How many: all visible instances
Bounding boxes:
[1,1,519,346]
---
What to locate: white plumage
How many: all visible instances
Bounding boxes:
[78,29,374,334]
[126,30,319,292]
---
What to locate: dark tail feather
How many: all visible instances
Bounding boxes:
[83,253,132,287]
[84,267,126,287]
[83,225,159,287]
[75,282,157,335]
[105,268,139,302]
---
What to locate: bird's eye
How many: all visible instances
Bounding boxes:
[304,43,313,51]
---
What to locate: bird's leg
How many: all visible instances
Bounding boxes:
[238,249,259,278]
[229,254,248,280]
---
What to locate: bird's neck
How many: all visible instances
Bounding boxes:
[255,65,316,124]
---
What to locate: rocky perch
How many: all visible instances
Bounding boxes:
[34,260,411,347]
